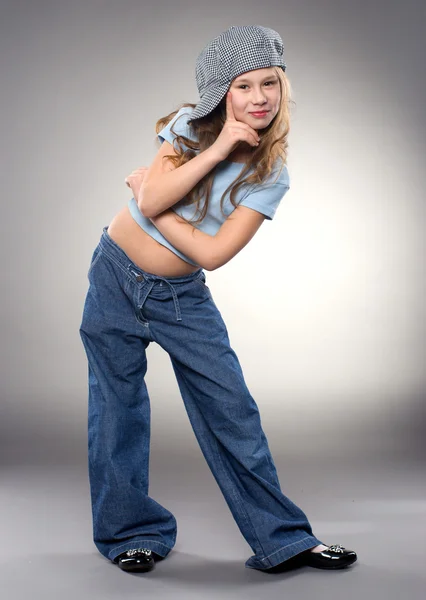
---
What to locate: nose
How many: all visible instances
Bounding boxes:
[251,87,267,104]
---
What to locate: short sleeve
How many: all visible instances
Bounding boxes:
[157,107,195,148]
[238,182,290,220]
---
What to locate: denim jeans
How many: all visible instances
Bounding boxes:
[79,226,324,569]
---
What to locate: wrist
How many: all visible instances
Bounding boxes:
[205,145,226,165]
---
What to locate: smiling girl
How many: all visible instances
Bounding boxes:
[79,25,357,574]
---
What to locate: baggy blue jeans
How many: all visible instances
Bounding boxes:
[79,226,325,569]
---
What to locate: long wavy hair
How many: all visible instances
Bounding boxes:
[154,67,294,226]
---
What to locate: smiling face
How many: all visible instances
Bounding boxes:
[228,67,281,130]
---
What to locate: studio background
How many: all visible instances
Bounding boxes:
[1,1,425,599]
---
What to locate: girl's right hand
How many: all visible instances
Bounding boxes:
[211,91,261,161]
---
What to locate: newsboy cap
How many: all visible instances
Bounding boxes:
[187,25,287,123]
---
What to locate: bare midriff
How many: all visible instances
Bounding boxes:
[106,205,200,278]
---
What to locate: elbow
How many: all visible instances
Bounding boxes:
[138,183,155,218]
[200,255,215,272]
[138,203,150,218]
[207,261,221,272]
[206,252,223,272]
[208,250,233,271]
[138,203,154,219]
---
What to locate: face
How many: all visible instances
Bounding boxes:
[228,67,281,130]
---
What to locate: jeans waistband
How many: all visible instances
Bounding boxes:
[99,226,204,322]
[100,226,203,283]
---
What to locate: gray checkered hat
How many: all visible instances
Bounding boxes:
[187,25,287,124]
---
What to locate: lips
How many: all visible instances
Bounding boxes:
[250,111,269,116]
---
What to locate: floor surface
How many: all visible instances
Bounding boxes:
[1,449,425,600]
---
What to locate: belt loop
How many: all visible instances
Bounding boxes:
[127,264,185,322]
[155,277,182,321]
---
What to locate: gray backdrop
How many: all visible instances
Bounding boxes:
[1,1,425,599]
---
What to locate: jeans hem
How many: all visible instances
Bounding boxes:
[244,535,325,570]
[108,539,174,562]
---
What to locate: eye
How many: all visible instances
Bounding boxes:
[237,80,276,90]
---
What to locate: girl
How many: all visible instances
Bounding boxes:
[79,25,357,574]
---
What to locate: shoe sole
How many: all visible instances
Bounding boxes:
[306,556,357,569]
[117,563,155,573]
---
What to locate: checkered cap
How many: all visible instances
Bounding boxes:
[187,25,287,123]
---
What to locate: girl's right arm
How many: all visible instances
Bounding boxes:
[139,143,222,218]
[139,92,260,218]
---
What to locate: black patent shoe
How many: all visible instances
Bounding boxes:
[301,544,357,569]
[115,548,155,572]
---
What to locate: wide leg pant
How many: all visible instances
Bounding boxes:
[79,226,324,569]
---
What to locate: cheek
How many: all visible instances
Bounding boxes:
[236,112,251,126]
[233,102,247,118]
[229,91,245,112]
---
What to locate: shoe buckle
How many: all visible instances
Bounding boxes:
[328,544,345,553]
[126,548,152,557]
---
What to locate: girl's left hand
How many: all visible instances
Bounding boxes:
[124,166,174,221]
[125,167,149,207]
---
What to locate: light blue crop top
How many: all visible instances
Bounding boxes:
[128,105,290,266]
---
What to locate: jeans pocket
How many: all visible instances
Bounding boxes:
[193,271,212,298]
[194,270,207,285]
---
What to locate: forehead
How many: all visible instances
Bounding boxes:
[233,68,277,82]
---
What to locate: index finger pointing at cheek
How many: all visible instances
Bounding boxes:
[226,91,236,121]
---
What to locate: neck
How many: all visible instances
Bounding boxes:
[227,146,256,163]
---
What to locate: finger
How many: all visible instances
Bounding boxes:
[125,174,140,185]
[128,169,147,178]
[251,132,260,146]
[234,122,260,145]
[243,123,261,143]
[250,127,261,144]
[226,91,236,121]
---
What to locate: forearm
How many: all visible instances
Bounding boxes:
[140,147,222,218]
[150,210,217,271]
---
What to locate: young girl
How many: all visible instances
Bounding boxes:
[79,25,357,574]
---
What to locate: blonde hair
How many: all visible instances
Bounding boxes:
[154,68,294,226]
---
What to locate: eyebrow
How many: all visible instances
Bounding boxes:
[234,74,277,83]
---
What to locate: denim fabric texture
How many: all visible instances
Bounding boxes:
[79,226,324,569]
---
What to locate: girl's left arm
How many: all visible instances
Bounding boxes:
[150,203,265,272]
[126,165,265,271]
[149,210,216,270]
